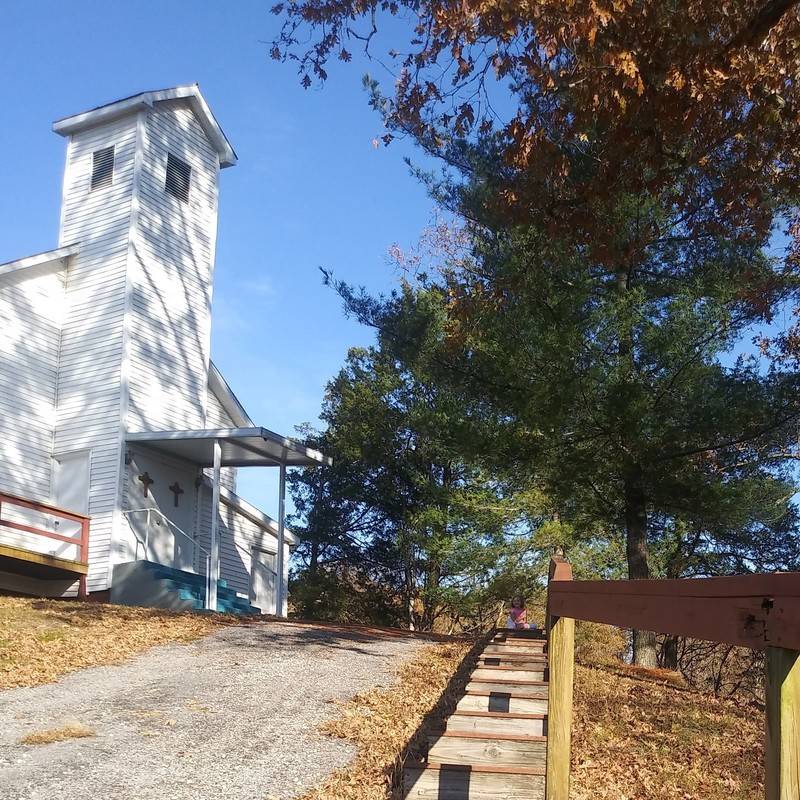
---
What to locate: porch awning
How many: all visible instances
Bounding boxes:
[126,428,332,468]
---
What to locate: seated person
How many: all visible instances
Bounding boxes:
[506,595,537,630]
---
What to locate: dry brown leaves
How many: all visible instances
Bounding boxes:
[0,597,231,690]
[297,639,474,800]
[572,663,764,800]
[19,723,95,745]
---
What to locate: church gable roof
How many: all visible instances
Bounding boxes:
[52,84,237,168]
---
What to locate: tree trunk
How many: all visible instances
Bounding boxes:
[625,467,658,667]
[403,544,416,631]
[309,538,319,576]
[661,635,679,670]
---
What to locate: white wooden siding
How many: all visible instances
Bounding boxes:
[0,263,65,500]
[204,387,237,492]
[5,96,236,598]
[55,115,137,591]
[120,446,200,570]
[126,101,219,433]
[195,487,283,606]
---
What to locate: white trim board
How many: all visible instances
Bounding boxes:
[0,245,79,280]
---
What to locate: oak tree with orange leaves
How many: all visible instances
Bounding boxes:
[271,0,800,265]
[271,1,800,665]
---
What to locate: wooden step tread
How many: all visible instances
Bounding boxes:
[457,692,549,713]
[447,714,547,737]
[404,762,546,799]
[480,653,548,659]
[465,688,548,698]
[428,731,547,769]
[483,652,546,658]
[487,639,546,645]
[491,641,546,648]
[451,710,547,720]
[469,677,548,686]
[494,629,546,638]
[408,762,546,777]
[473,664,547,680]
[433,730,547,743]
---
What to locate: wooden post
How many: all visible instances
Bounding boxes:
[546,551,574,800]
[765,646,800,800]
[77,517,90,600]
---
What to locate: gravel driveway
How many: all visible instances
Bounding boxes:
[0,620,427,800]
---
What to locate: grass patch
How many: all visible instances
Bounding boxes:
[298,639,474,800]
[0,597,235,690]
[20,723,95,745]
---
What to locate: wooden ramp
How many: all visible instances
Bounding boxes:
[404,629,549,799]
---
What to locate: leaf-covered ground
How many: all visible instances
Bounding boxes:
[572,663,763,800]
[1,599,764,799]
[306,634,763,800]
[0,597,229,690]
[298,639,475,800]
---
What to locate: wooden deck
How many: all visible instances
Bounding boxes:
[0,542,89,580]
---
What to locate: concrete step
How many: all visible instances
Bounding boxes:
[147,563,228,590]
[457,691,548,715]
[466,680,548,698]
[428,731,546,769]
[171,585,257,615]
[472,667,546,682]
[446,711,547,737]
[404,762,545,799]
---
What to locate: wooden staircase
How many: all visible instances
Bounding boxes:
[404,628,549,799]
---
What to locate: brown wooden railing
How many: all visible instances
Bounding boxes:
[0,491,90,598]
[545,553,800,800]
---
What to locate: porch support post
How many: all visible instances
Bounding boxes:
[207,439,222,612]
[276,462,286,618]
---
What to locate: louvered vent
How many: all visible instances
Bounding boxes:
[165,153,191,203]
[90,146,114,190]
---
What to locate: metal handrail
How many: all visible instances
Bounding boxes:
[122,508,212,609]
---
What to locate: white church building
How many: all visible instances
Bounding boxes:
[0,85,329,615]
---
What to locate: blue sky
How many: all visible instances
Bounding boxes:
[3,3,794,520]
[1,1,431,515]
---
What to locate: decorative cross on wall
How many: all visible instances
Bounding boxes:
[138,472,154,498]
[169,482,185,507]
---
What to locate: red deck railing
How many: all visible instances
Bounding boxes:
[0,491,90,598]
[544,552,800,800]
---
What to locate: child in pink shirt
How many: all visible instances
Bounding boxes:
[506,595,536,629]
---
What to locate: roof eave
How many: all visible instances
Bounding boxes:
[0,244,79,280]
[126,427,333,468]
[52,85,237,168]
[208,363,254,428]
